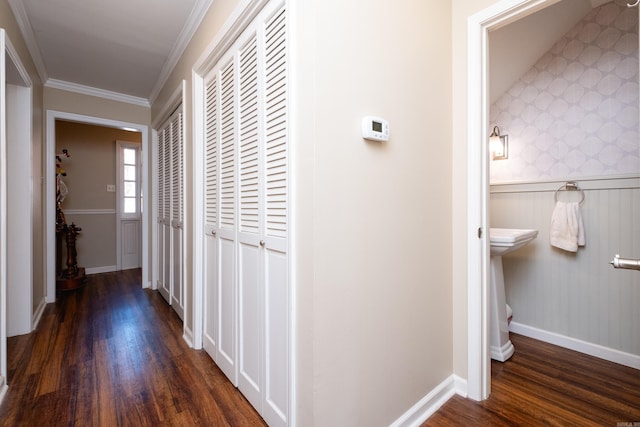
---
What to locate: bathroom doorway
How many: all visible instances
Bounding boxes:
[468,0,640,400]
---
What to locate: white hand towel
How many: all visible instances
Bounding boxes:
[550,201,585,252]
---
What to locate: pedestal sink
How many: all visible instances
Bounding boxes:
[489,228,538,362]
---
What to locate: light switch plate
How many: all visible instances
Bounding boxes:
[107,185,116,192]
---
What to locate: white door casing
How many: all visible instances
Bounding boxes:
[466,0,581,401]
[45,112,150,300]
[3,32,33,341]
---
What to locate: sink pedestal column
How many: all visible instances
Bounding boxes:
[490,255,514,362]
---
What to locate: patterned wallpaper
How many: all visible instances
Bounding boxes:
[490,0,639,183]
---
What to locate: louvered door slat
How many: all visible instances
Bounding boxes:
[171,113,182,221]
[220,61,236,230]
[239,37,260,234]
[163,125,171,222]
[205,78,219,227]
[158,129,165,219]
[264,6,287,239]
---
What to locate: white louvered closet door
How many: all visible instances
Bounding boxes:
[237,33,263,410]
[203,57,239,384]
[203,73,219,360]
[157,128,167,296]
[157,121,172,303]
[201,2,288,426]
[260,7,288,426]
[170,110,184,320]
[156,106,184,320]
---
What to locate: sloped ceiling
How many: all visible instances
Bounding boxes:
[9,0,212,105]
[489,0,615,103]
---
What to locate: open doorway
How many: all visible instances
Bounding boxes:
[467,0,639,400]
[54,120,142,281]
[45,111,150,302]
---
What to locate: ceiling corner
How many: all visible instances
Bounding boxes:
[7,0,48,84]
[148,0,214,105]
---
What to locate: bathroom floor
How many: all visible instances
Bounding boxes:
[424,333,640,426]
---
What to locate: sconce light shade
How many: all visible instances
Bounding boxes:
[489,125,508,160]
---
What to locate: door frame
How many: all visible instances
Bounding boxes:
[0,27,33,400]
[45,111,150,301]
[466,0,562,401]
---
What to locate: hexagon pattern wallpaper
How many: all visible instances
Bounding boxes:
[490,1,639,183]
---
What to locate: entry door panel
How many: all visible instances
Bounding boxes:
[121,220,140,269]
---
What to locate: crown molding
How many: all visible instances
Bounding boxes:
[45,79,151,108]
[148,0,213,105]
[7,0,48,84]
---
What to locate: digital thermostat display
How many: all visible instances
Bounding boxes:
[362,116,389,141]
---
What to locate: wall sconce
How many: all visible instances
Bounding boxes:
[489,125,508,160]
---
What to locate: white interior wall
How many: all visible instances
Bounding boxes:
[294,1,455,424]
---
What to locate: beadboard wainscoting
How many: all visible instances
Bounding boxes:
[490,176,640,367]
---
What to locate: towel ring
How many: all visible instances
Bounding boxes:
[554,181,585,204]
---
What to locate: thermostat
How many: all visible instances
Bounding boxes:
[362,116,389,142]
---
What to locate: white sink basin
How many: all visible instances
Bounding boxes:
[490,228,538,256]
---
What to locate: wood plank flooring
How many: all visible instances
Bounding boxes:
[2,269,638,426]
[0,269,266,426]
[424,333,640,426]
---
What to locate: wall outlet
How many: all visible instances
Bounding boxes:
[106,184,116,192]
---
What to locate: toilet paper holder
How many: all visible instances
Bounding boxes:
[610,254,640,271]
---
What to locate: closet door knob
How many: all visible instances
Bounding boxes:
[260,240,265,247]
[212,230,217,236]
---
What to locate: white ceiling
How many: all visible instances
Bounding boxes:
[7,0,616,108]
[8,0,212,105]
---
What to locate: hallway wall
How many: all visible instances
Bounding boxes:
[153,0,455,425]
[1,0,45,331]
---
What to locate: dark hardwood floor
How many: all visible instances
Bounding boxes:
[0,269,266,426]
[424,333,640,426]
[2,270,638,426]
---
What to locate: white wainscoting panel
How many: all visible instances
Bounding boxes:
[490,178,640,358]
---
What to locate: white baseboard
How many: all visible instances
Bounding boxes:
[453,374,468,398]
[85,265,117,275]
[32,297,47,330]
[510,322,640,369]
[390,374,466,427]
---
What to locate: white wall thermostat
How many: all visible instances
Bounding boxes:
[362,116,389,142]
